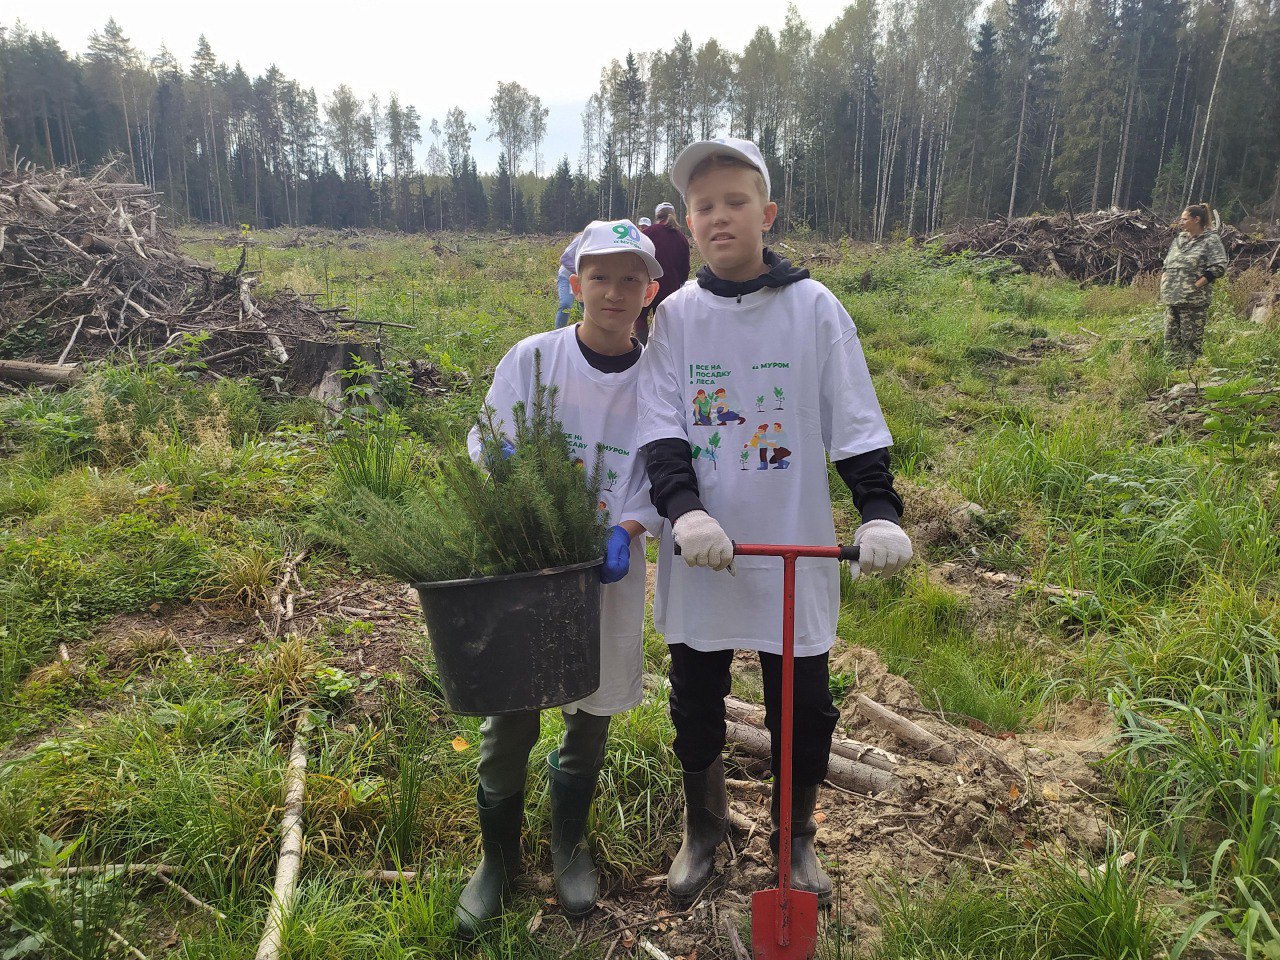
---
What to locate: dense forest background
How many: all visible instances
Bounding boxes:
[2,1,1277,237]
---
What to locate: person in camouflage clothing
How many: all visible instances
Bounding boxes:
[1159,203,1228,362]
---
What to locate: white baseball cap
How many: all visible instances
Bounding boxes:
[638,217,652,227]
[655,201,675,216]
[670,137,771,199]
[574,219,663,278]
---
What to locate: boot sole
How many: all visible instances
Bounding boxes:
[560,899,598,918]
[667,870,723,907]
[453,909,484,941]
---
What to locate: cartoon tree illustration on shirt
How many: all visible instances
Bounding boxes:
[604,468,618,491]
[705,431,722,469]
[755,394,766,412]
[774,386,785,409]
[739,448,751,470]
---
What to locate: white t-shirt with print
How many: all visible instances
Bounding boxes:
[467,325,660,715]
[636,279,892,657]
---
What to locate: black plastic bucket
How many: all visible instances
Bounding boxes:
[412,558,603,715]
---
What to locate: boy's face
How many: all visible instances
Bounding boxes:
[685,165,778,283]
[570,253,658,336]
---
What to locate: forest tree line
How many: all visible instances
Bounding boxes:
[2,0,1277,238]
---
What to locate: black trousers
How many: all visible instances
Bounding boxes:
[668,643,839,787]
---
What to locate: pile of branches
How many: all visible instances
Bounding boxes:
[0,163,344,380]
[925,209,1280,283]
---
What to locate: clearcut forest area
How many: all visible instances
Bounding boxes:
[2,213,1280,960]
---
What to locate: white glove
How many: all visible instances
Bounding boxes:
[672,510,735,572]
[852,519,913,576]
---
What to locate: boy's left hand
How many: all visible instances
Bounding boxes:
[600,525,632,584]
[852,520,913,576]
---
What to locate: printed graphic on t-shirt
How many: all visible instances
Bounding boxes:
[749,360,790,410]
[711,388,746,425]
[691,388,714,425]
[684,356,794,472]
[689,362,732,387]
[692,386,747,427]
[566,430,590,464]
[690,430,724,470]
[744,422,792,470]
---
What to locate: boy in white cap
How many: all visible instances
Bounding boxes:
[636,139,913,905]
[457,220,664,936]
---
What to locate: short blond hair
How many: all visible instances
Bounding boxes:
[685,154,770,203]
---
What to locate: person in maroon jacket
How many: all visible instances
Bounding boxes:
[637,202,691,344]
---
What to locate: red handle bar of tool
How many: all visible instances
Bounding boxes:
[672,541,861,563]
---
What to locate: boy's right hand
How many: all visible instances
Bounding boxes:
[672,510,735,571]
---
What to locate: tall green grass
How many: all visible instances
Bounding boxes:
[867,849,1191,960]
[3,233,1277,955]
[1112,657,1280,951]
[838,574,1049,732]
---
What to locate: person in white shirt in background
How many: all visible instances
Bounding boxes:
[636,138,914,907]
[459,219,663,936]
[555,233,581,328]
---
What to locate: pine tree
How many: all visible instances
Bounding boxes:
[491,151,513,229]
[540,157,575,232]
[945,20,1001,220]
[998,0,1057,217]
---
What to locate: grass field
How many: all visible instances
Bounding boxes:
[1,227,1277,958]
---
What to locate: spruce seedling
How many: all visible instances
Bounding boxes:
[318,352,608,583]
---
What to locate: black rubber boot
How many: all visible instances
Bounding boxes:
[770,782,833,905]
[667,755,728,904]
[455,785,524,938]
[547,750,600,917]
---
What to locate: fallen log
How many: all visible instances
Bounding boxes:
[725,695,900,771]
[20,183,59,217]
[855,695,957,764]
[0,359,83,385]
[255,715,310,960]
[726,719,898,795]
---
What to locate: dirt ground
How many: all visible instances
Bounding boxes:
[595,646,1116,959]
[61,572,1124,959]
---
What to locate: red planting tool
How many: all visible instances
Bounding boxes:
[676,540,860,960]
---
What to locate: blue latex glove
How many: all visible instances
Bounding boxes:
[600,525,632,584]
[483,438,517,472]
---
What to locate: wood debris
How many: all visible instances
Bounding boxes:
[0,164,369,393]
[925,209,1279,283]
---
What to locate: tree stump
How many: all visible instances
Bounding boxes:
[285,340,384,413]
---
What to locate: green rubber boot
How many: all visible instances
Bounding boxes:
[547,750,600,917]
[455,785,524,938]
[770,782,833,905]
[667,756,728,904]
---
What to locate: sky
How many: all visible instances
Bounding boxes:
[11,0,855,173]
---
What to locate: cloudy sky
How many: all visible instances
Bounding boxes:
[13,1,853,172]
